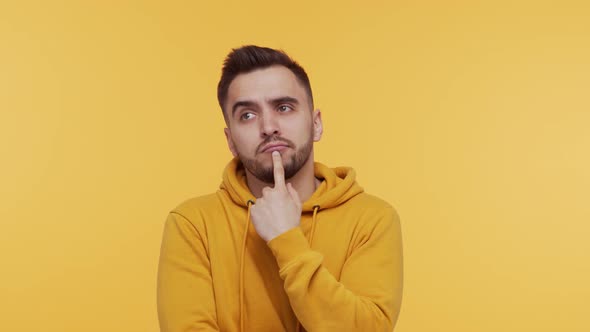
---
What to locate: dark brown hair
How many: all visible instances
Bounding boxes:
[217,45,314,121]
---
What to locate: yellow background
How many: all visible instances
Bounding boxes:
[1,1,589,331]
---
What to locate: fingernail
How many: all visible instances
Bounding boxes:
[272,151,279,157]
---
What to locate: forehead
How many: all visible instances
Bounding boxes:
[226,65,308,105]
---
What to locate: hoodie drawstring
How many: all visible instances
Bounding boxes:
[240,199,255,332]
[295,204,321,332]
[309,205,320,249]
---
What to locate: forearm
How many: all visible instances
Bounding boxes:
[268,225,403,331]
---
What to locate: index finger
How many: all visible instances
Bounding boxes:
[272,151,286,189]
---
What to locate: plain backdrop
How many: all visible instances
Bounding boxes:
[1,1,589,331]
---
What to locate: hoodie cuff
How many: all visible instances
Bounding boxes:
[267,227,311,269]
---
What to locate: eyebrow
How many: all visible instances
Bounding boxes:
[231,96,300,117]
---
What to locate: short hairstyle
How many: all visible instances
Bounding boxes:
[217,45,314,122]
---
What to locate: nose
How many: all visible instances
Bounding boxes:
[259,109,280,138]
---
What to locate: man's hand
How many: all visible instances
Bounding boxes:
[250,151,302,242]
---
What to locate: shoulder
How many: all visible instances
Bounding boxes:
[346,192,401,228]
[166,193,222,228]
[350,192,399,216]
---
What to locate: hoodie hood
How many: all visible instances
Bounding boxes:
[219,157,364,211]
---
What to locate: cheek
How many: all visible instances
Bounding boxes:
[232,132,258,154]
[293,121,313,141]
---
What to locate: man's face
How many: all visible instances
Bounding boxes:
[223,65,322,184]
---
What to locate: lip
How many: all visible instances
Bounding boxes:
[261,143,289,153]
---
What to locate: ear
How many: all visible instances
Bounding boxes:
[312,109,323,142]
[224,127,238,157]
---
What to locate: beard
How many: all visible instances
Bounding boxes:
[237,131,313,184]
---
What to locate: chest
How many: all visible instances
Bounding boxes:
[205,206,361,331]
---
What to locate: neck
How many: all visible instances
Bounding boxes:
[245,152,319,203]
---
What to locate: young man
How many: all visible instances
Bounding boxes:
[157,45,403,332]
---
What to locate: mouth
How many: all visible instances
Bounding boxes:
[260,143,290,153]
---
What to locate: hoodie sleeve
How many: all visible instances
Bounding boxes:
[267,206,403,332]
[157,212,220,332]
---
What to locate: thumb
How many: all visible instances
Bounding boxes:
[287,183,301,206]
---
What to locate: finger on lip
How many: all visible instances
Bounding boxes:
[272,151,283,167]
[272,151,285,187]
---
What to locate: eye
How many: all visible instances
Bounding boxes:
[240,112,255,121]
[277,105,293,112]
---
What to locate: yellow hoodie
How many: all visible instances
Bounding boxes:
[157,158,403,332]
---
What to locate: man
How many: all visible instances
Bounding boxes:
[157,45,403,332]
